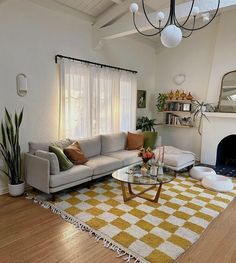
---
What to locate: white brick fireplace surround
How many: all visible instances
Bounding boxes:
[201,112,236,165]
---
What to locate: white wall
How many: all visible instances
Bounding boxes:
[207,9,236,103]
[155,19,218,158]
[0,0,156,193]
[155,9,236,160]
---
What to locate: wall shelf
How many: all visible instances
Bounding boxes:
[163,100,193,127]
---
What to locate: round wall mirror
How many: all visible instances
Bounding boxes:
[218,71,236,112]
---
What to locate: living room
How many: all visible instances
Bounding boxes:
[1,0,236,262]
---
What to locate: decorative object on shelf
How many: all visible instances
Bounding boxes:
[182,103,191,111]
[174,89,180,100]
[180,117,193,126]
[186,92,193,101]
[180,90,186,100]
[156,93,168,112]
[168,90,174,100]
[0,108,24,196]
[138,147,155,168]
[137,90,146,108]
[173,74,186,85]
[16,73,28,97]
[192,100,215,135]
[129,1,220,48]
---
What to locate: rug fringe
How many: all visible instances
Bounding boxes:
[25,193,146,263]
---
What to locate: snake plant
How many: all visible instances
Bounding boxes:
[0,108,23,185]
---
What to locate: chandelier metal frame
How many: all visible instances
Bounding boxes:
[132,0,220,39]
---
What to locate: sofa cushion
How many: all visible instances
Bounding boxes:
[64,142,88,165]
[143,131,158,149]
[105,150,141,166]
[35,150,60,175]
[29,142,50,154]
[77,136,101,158]
[52,139,72,149]
[49,146,73,171]
[101,132,126,154]
[29,139,71,154]
[50,165,92,188]
[85,155,122,175]
[126,132,144,150]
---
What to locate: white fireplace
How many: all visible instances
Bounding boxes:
[201,112,236,165]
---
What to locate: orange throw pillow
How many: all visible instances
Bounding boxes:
[126,132,144,150]
[64,142,88,165]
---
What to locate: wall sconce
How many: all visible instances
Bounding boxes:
[16,73,28,97]
[173,74,186,86]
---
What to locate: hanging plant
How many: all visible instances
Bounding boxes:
[156,93,168,112]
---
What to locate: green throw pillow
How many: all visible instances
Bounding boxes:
[143,131,158,149]
[49,146,73,171]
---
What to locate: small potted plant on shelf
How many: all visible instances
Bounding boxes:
[192,100,215,135]
[0,108,24,196]
[156,93,168,112]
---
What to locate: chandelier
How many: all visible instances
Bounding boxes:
[130,0,220,48]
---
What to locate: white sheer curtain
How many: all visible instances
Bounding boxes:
[59,58,137,139]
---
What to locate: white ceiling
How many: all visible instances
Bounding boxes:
[52,0,188,18]
[54,0,115,17]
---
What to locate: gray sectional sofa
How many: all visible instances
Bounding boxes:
[25,132,142,194]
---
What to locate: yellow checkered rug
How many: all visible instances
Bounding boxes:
[28,175,236,263]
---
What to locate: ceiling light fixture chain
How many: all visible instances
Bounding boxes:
[130,0,220,48]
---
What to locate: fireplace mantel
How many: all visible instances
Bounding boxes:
[205,112,236,118]
[201,113,236,165]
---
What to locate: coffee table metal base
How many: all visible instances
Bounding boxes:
[120,182,163,203]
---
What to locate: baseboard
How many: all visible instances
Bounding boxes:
[0,186,8,195]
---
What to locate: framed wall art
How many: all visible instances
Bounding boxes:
[137,90,146,108]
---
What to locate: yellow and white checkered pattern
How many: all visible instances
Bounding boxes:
[53,175,236,263]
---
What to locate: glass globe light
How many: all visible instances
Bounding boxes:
[157,11,165,21]
[161,25,183,48]
[192,6,200,16]
[130,3,139,13]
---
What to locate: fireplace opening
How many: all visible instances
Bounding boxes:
[216,135,236,167]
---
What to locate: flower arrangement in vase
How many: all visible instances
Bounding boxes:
[138,147,155,168]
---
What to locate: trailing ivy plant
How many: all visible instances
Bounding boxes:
[192,100,215,135]
[136,116,157,132]
[156,93,168,112]
[0,108,24,185]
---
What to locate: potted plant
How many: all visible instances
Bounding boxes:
[192,100,215,135]
[136,116,158,149]
[156,93,168,112]
[0,108,24,196]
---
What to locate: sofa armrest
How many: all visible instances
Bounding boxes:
[25,153,50,194]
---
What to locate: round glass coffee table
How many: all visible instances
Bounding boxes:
[112,164,176,203]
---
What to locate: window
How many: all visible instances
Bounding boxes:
[59,59,137,138]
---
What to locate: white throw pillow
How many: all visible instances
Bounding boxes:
[35,150,60,175]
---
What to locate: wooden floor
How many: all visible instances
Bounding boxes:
[0,195,236,263]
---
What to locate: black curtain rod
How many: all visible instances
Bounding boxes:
[55,54,138,74]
